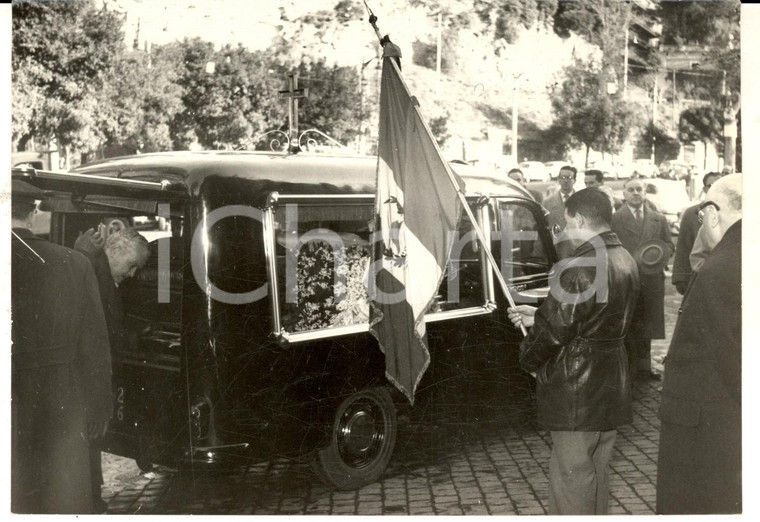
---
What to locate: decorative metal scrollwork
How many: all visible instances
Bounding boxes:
[251,129,291,152]
[297,128,351,153]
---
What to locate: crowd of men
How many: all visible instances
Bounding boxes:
[11,181,150,514]
[508,166,742,514]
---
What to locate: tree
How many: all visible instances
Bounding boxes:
[297,60,366,147]
[473,0,558,44]
[12,0,126,159]
[678,106,723,170]
[550,58,638,167]
[636,121,681,165]
[553,0,632,75]
[162,39,288,150]
[94,48,184,157]
[659,0,740,167]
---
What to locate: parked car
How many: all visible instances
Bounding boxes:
[643,178,692,235]
[658,159,693,180]
[587,160,623,180]
[518,161,550,182]
[543,160,573,180]
[632,159,658,178]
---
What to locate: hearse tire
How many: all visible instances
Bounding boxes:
[310,386,397,490]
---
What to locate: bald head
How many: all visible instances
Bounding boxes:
[702,174,741,248]
[707,174,742,215]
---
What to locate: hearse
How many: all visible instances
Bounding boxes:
[12,151,557,489]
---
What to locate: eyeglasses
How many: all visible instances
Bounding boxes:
[558,175,575,181]
[697,200,720,224]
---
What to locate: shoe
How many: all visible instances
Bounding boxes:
[637,371,661,381]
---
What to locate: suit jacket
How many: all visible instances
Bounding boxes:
[657,220,741,514]
[11,228,112,513]
[611,204,674,339]
[671,203,700,292]
[542,190,569,230]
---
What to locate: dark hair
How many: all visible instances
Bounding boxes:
[507,168,523,177]
[11,200,36,221]
[585,169,604,183]
[703,171,721,188]
[559,165,577,178]
[565,188,612,228]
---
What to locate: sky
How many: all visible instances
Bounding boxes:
[113,0,346,51]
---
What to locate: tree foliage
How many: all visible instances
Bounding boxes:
[636,121,681,165]
[297,61,366,147]
[474,0,558,44]
[659,0,740,109]
[678,106,723,168]
[12,0,126,151]
[549,58,638,166]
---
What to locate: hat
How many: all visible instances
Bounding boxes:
[11,179,45,203]
[632,239,671,275]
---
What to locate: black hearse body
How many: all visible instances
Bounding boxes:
[14,151,557,489]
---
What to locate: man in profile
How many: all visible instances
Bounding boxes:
[671,171,723,295]
[11,180,112,514]
[657,174,742,514]
[507,188,639,515]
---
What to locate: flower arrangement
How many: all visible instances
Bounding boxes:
[286,242,370,332]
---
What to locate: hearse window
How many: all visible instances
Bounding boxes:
[432,205,486,312]
[274,201,373,333]
[271,198,494,335]
[492,201,552,300]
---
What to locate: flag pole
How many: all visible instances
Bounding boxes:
[366,10,527,337]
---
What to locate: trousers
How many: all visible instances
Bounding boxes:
[548,430,617,515]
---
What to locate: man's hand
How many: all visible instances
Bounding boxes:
[74,227,105,255]
[86,420,109,441]
[508,305,537,329]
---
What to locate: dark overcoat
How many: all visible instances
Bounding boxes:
[656,220,742,514]
[671,203,700,292]
[611,204,674,339]
[11,228,112,514]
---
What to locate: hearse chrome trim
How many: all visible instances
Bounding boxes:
[263,192,283,336]
[276,304,498,344]
[280,323,369,342]
[424,304,496,323]
[479,202,496,305]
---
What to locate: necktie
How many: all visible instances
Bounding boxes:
[635,208,642,222]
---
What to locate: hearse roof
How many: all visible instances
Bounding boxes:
[72,151,532,200]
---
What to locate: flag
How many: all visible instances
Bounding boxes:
[369,45,464,404]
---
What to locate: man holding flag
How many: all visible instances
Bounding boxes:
[508,189,639,515]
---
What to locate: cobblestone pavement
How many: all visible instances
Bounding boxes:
[100,276,681,515]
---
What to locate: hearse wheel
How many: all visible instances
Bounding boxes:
[310,386,397,490]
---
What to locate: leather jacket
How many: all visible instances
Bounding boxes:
[520,231,640,431]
